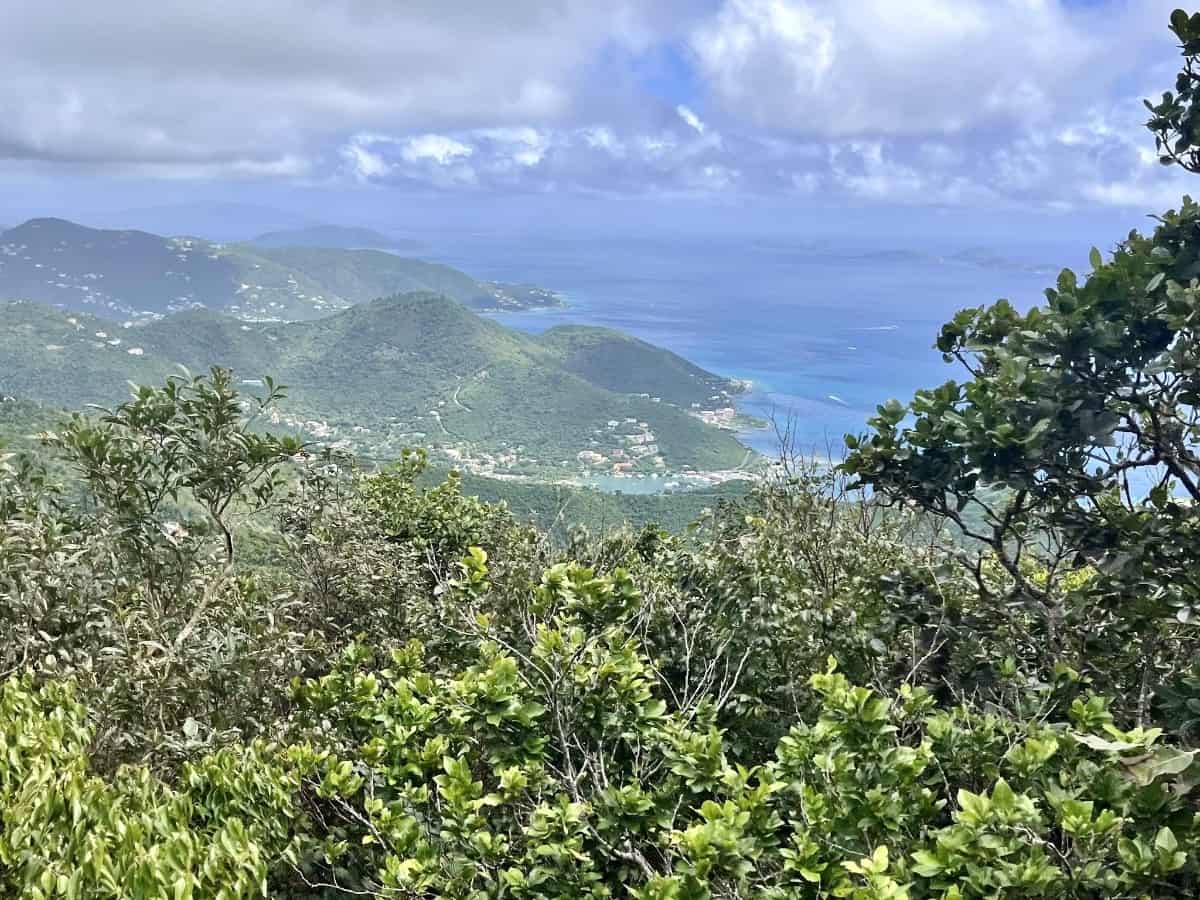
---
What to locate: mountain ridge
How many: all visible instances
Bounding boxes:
[0,217,562,322]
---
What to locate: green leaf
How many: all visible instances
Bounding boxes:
[1071,732,1142,753]
[1155,826,1179,854]
[1124,747,1197,786]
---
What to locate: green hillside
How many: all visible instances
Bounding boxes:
[0,296,752,478]
[0,393,747,535]
[0,218,561,321]
[0,396,58,451]
[127,307,276,372]
[0,218,246,319]
[246,246,486,309]
[0,302,177,402]
[248,245,564,313]
[537,325,744,409]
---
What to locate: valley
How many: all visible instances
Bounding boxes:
[0,293,757,487]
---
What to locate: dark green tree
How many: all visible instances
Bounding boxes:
[1147,9,1200,172]
[844,8,1200,721]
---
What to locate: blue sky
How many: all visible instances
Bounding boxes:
[0,0,1195,239]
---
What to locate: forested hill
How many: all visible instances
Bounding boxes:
[538,325,740,409]
[0,217,562,321]
[0,294,751,476]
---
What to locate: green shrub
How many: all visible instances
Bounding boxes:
[0,676,300,899]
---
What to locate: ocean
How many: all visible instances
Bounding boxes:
[416,229,1082,462]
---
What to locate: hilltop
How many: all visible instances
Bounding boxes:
[0,218,563,322]
[538,325,747,421]
[0,295,752,480]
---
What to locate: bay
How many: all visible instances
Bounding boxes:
[416,228,1073,462]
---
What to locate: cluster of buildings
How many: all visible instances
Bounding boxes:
[264,406,340,441]
[575,418,665,475]
[2,231,347,325]
[226,264,341,320]
[34,315,146,357]
[690,405,739,428]
[442,445,528,479]
[1,239,146,320]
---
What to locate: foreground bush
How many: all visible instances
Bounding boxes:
[4,591,1198,898]
[0,676,300,898]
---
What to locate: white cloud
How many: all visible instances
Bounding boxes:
[93,153,318,182]
[992,138,1053,193]
[341,142,392,181]
[323,96,1194,212]
[0,0,1193,214]
[1081,180,1170,208]
[636,134,680,161]
[0,0,670,174]
[693,0,836,114]
[476,128,551,167]
[227,155,314,179]
[830,141,925,201]
[696,164,738,189]
[689,0,1156,136]
[676,105,706,135]
[582,126,625,156]
[399,134,474,165]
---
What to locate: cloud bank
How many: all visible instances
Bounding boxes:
[0,0,1193,210]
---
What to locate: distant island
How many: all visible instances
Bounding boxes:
[945,246,1058,275]
[0,217,564,322]
[751,239,1058,275]
[250,224,422,251]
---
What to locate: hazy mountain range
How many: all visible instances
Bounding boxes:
[0,218,562,322]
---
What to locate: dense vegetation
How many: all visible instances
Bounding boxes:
[4,365,1198,899]
[4,10,1200,898]
[536,326,739,411]
[0,293,750,475]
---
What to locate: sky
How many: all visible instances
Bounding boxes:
[0,0,1195,241]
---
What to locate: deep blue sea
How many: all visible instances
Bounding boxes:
[415,230,1083,460]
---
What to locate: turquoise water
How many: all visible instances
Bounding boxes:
[417,230,1073,461]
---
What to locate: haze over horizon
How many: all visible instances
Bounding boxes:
[1,0,1192,249]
